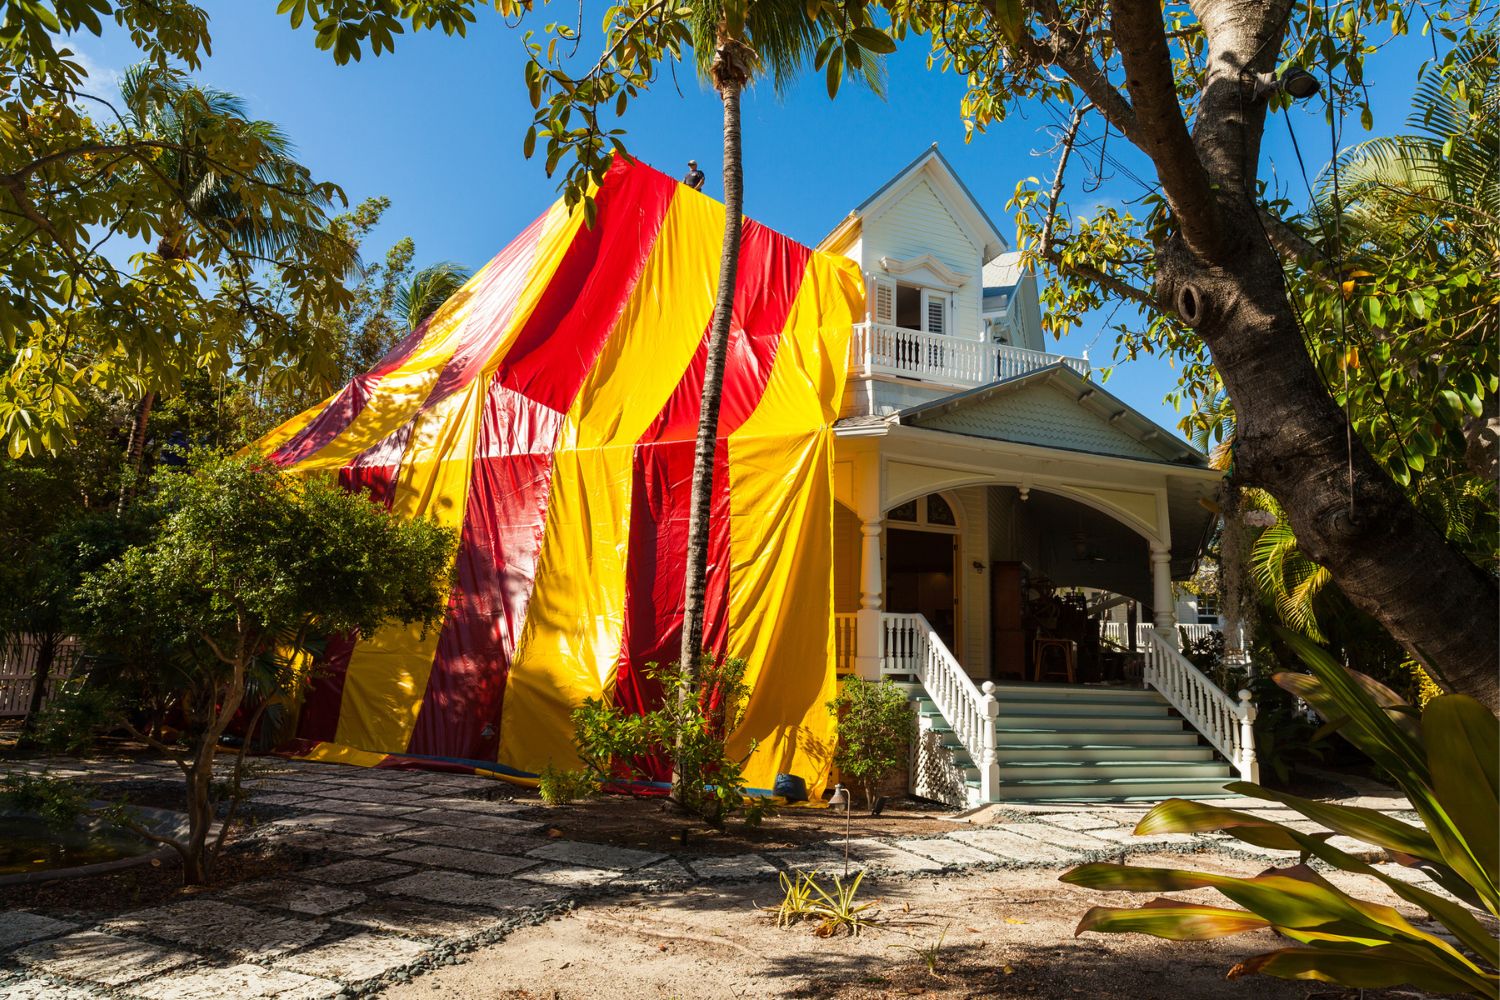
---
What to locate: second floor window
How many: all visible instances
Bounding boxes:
[874,277,951,336]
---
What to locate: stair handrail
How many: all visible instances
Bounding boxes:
[1142,628,1259,783]
[881,612,999,801]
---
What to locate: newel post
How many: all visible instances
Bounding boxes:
[979,681,1000,803]
[1237,688,1260,783]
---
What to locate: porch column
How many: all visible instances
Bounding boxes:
[853,452,884,681]
[855,518,884,680]
[1150,544,1177,647]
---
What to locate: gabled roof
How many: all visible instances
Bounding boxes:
[982,252,1027,296]
[894,363,1208,467]
[818,144,1008,261]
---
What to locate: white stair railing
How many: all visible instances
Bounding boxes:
[881,613,999,801]
[1142,629,1259,783]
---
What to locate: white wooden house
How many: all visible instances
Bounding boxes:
[816,146,1254,806]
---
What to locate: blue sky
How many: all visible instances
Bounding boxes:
[75,5,1435,437]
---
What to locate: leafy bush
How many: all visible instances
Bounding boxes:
[1062,629,1498,997]
[827,678,914,809]
[538,764,597,806]
[65,452,456,883]
[572,656,763,828]
[0,772,90,829]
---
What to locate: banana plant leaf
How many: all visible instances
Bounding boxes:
[1061,862,1480,978]
[1134,798,1496,962]
[1076,900,1271,940]
[1229,943,1497,995]
[1220,782,1443,864]
[1424,695,1500,905]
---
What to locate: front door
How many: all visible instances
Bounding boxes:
[885,527,959,655]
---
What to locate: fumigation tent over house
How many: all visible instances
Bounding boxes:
[257,156,864,793]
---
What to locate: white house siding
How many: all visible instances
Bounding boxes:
[861,179,983,339]
[833,501,860,614]
[950,486,990,677]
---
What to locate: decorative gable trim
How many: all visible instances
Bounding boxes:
[820,145,1006,260]
[895,364,1207,466]
[877,253,969,289]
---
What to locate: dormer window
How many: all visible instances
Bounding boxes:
[873,276,951,336]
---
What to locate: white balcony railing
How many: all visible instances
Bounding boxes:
[1101,622,1218,650]
[848,322,1089,389]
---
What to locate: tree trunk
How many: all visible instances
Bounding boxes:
[118,390,156,513]
[1104,0,1500,711]
[18,633,57,743]
[674,79,745,804]
[1155,207,1500,711]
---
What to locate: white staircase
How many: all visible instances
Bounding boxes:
[854,612,1257,807]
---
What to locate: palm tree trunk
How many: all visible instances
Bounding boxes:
[674,81,744,804]
[118,390,156,513]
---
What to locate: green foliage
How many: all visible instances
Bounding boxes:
[29,679,122,754]
[64,451,456,882]
[770,868,822,927]
[537,764,597,806]
[0,771,90,830]
[2,20,363,455]
[808,868,877,937]
[827,678,913,809]
[890,923,950,975]
[394,261,471,333]
[572,656,762,828]
[769,867,877,937]
[1062,628,1499,997]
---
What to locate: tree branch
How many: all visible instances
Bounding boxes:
[1109,0,1225,260]
[1041,104,1089,254]
[1044,249,1158,311]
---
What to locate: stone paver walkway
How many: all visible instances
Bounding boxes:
[0,757,1418,999]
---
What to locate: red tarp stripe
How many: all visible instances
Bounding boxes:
[420,211,551,407]
[611,222,812,777]
[404,161,679,759]
[267,311,431,468]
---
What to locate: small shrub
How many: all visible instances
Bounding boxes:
[769,868,822,927]
[828,678,914,809]
[572,656,764,828]
[809,869,877,937]
[0,772,90,829]
[538,764,597,805]
[766,867,878,937]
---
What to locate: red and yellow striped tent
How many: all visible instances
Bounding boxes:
[257,156,863,794]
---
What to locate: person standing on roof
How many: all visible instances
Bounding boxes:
[683,159,705,191]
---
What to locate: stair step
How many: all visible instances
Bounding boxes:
[994,700,1170,718]
[996,744,1215,763]
[998,728,1202,746]
[997,761,1233,781]
[996,714,1184,732]
[989,683,1162,703]
[995,776,1238,801]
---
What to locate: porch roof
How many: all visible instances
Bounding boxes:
[879,363,1207,467]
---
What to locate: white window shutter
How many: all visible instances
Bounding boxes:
[924,292,947,335]
[872,279,895,325]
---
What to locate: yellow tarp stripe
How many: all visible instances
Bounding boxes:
[497,189,722,775]
[725,251,861,795]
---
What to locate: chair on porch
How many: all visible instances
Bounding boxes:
[1032,636,1077,683]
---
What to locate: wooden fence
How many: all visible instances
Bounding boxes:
[0,635,82,718]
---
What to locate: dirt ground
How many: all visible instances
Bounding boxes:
[539,796,958,856]
[381,854,1427,1000]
